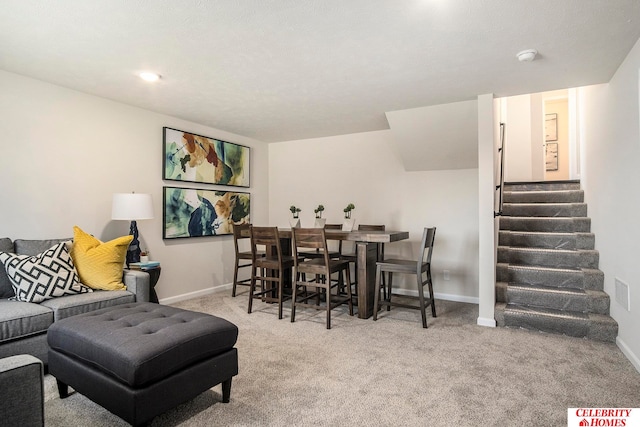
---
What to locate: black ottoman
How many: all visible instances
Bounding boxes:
[47,302,238,426]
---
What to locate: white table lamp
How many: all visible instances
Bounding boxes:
[112,193,154,266]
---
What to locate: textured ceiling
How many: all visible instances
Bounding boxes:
[1,0,639,142]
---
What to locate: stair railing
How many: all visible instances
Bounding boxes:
[494,122,505,217]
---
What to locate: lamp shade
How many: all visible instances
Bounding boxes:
[111,193,154,220]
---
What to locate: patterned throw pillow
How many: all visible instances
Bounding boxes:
[0,242,91,303]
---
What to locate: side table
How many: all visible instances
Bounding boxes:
[145,266,161,303]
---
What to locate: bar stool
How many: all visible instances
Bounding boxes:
[248,226,295,319]
[231,223,264,297]
[290,227,353,329]
[373,227,436,328]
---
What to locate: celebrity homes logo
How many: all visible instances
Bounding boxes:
[568,408,640,426]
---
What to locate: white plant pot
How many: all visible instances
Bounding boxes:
[314,218,326,228]
[342,218,356,231]
[289,218,301,228]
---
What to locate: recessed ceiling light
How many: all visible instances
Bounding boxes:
[139,72,161,82]
[516,49,537,62]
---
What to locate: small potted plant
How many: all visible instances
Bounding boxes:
[314,204,326,228]
[343,203,356,231]
[343,203,355,219]
[290,205,301,219]
[289,205,302,228]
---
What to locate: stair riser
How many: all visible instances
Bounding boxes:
[503,190,584,203]
[501,203,587,217]
[496,265,604,291]
[497,287,610,314]
[498,232,595,250]
[497,248,599,269]
[500,217,591,232]
[504,182,581,191]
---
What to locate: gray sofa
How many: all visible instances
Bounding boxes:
[0,237,151,364]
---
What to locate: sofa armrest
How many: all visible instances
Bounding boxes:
[0,355,44,426]
[123,269,151,302]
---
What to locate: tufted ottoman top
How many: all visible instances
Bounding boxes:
[47,302,238,388]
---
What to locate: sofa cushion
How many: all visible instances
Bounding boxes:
[0,238,14,299]
[0,299,53,343]
[14,238,71,256]
[0,242,91,303]
[70,226,132,291]
[41,290,135,321]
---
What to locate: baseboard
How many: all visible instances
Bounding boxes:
[159,284,231,305]
[159,285,479,308]
[616,336,640,374]
[393,288,479,305]
[477,317,497,327]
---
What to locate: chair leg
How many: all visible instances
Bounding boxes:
[248,266,257,314]
[232,260,240,297]
[387,272,393,311]
[417,273,427,328]
[326,281,332,330]
[290,281,298,323]
[428,268,436,318]
[277,272,284,320]
[345,267,353,316]
[373,265,382,321]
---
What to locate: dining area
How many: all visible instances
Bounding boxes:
[231,219,437,329]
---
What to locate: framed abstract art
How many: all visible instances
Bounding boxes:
[163,186,250,239]
[163,127,250,187]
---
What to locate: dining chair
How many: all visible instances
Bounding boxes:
[232,223,264,297]
[248,226,295,319]
[373,227,436,328]
[296,223,340,261]
[290,227,354,329]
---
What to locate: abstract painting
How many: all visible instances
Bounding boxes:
[163,127,250,187]
[163,186,250,239]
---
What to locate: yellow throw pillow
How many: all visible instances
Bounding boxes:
[70,226,133,291]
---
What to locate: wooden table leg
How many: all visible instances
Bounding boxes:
[356,242,377,318]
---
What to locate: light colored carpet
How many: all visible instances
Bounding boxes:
[43,292,640,426]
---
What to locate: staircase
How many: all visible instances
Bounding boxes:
[494,181,618,342]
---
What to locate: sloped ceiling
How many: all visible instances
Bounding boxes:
[1,1,639,142]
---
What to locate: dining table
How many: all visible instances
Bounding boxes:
[277,228,410,319]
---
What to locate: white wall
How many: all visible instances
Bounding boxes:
[579,37,640,371]
[268,130,479,302]
[0,70,269,302]
[504,95,534,182]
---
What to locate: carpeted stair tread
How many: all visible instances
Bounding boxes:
[499,304,617,342]
[498,231,595,250]
[499,217,591,232]
[503,190,584,203]
[496,282,611,314]
[498,246,599,269]
[501,202,587,217]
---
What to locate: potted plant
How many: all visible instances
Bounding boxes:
[343,203,355,219]
[290,205,301,219]
[342,203,356,231]
[314,204,326,228]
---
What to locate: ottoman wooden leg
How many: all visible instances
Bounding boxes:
[221,378,232,403]
[56,378,70,398]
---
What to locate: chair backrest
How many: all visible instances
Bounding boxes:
[324,223,343,253]
[250,226,283,263]
[292,228,330,272]
[232,223,251,256]
[418,227,436,271]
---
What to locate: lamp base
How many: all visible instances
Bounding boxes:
[126,220,141,267]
